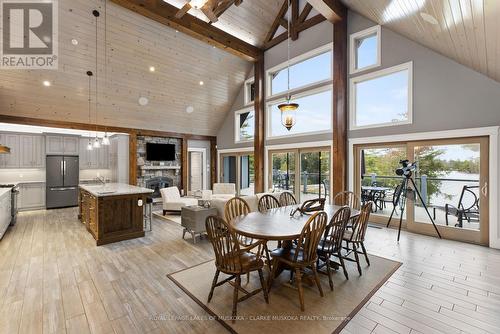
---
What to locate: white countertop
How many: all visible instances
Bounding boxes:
[79,183,154,197]
[0,188,12,198]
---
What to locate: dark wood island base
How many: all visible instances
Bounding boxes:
[79,184,153,246]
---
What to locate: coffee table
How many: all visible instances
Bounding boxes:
[181,205,217,243]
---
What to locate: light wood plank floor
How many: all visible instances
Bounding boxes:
[0,208,499,334]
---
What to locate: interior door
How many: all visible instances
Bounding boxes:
[189,151,203,193]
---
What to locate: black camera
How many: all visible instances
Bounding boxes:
[395,159,416,178]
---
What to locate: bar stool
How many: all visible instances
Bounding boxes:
[144,196,153,232]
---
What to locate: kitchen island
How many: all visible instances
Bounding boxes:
[79,183,153,246]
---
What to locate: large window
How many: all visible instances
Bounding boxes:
[267,44,332,97]
[350,25,381,74]
[350,62,413,130]
[220,151,254,196]
[268,88,332,138]
[244,78,255,105]
[235,109,254,143]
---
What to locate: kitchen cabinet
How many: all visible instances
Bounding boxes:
[46,135,79,155]
[0,133,20,168]
[18,183,45,211]
[0,190,11,239]
[79,138,109,169]
[20,135,45,168]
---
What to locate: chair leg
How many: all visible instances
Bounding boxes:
[325,258,334,291]
[312,264,324,297]
[163,210,167,216]
[207,269,220,303]
[360,242,370,266]
[258,269,269,304]
[246,272,250,284]
[353,244,362,276]
[232,275,241,322]
[267,258,278,293]
[338,252,349,280]
[295,268,305,312]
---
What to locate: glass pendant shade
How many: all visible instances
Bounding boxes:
[93,137,101,148]
[102,133,110,146]
[87,140,93,151]
[278,101,299,131]
[0,145,11,154]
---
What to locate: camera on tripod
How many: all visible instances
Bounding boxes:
[395,159,417,178]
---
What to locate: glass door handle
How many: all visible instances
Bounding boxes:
[481,182,488,197]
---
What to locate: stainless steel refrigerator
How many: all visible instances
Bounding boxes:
[46,156,79,209]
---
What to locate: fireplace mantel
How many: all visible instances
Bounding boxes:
[140,165,181,170]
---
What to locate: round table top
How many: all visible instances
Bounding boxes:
[231,204,360,241]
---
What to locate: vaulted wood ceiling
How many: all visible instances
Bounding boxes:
[0,0,251,136]
[343,0,500,83]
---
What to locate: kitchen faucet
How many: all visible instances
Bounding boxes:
[95,176,106,185]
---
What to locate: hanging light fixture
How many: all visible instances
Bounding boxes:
[93,9,101,149]
[86,71,94,151]
[278,0,299,131]
[101,1,110,146]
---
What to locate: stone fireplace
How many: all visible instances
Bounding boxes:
[136,135,182,192]
[145,176,173,198]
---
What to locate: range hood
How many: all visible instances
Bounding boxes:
[0,145,10,154]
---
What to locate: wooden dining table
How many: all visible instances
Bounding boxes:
[231,204,360,278]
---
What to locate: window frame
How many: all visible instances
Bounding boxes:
[349,25,382,74]
[234,108,255,144]
[266,85,333,140]
[243,77,255,106]
[265,43,333,100]
[349,61,413,131]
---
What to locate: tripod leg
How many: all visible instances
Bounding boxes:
[409,178,442,239]
[397,179,408,242]
[387,205,398,228]
[397,202,405,242]
[387,180,404,228]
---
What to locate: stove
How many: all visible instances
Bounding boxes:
[0,184,19,225]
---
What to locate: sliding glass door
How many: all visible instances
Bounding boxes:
[354,137,489,245]
[269,147,330,202]
[220,152,254,196]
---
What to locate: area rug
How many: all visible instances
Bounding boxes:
[153,211,182,224]
[168,255,401,334]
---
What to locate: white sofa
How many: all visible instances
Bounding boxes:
[160,186,198,214]
[210,192,282,218]
[202,183,236,201]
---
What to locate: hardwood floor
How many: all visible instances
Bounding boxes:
[0,208,499,334]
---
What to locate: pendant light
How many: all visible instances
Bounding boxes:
[92,9,101,149]
[101,0,110,146]
[278,0,299,131]
[86,71,94,151]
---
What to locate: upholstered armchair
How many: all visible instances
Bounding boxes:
[160,186,198,214]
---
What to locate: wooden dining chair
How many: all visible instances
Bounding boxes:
[279,191,297,207]
[333,191,361,210]
[205,216,268,321]
[258,194,280,213]
[268,211,328,311]
[317,206,351,286]
[342,201,373,276]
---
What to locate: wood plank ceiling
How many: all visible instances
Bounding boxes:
[343,0,500,83]
[0,0,252,136]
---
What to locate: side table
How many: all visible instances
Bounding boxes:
[181,205,217,243]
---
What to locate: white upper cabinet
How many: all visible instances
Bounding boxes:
[46,135,79,155]
[20,135,45,168]
[0,133,20,168]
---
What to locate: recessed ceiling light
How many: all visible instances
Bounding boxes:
[43,80,51,87]
[138,97,149,106]
[71,38,78,45]
[420,12,438,25]
[186,106,194,114]
[199,81,204,86]
[149,66,155,72]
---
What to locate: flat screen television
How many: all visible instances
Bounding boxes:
[146,143,176,161]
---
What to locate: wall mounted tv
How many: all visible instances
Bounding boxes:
[146,143,176,161]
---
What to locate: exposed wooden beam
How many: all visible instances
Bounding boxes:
[264,0,288,44]
[306,0,345,23]
[253,53,265,194]
[175,3,191,19]
[297,14,326,33]
[210,139,217,188]
[110,0,260,62]
[213,0,241,18]
[297,3,312,23]
[129,131,138,185]
[181,137,188,193]
[332,2,348,196]
[291,0,299,40]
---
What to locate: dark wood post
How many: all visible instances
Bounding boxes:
[332,3,348,196]
[253,52,266,194]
